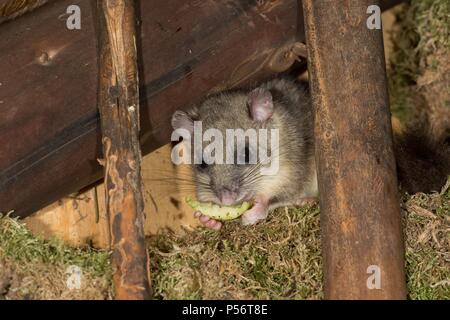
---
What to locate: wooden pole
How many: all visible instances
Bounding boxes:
[96,0,151,299]
[301,0,406,299]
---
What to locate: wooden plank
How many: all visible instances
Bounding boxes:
[24,143,197,249]
[22,4,404,252]
[0,0,403,218]
[0,0,300,218]
[302,0,406,299]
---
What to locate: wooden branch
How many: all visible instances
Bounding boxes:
[96,0,151,300]
[301,0,406,299]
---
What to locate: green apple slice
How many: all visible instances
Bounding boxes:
[186,197,251,221]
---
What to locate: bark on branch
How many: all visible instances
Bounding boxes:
[301,0,406,299]
[96,0,151,300]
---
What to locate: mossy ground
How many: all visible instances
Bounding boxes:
[148,205,323,300]
[402,179,450,299]
[389,0,450,127]
[1,179,448,300]
[0,214,113,299]
[148,179,449,300]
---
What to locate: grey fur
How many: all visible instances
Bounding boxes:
[171,77,318,209]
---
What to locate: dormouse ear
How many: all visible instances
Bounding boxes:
[171,110,194,133]
[247,88,274,122]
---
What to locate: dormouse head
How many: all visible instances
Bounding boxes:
[171,87,278,205]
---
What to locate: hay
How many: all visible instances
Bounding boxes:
[403,179,450,299]
[389,0,450,136]
[148,179,449,300]
[149,205,322,300]
[1,181,448,300]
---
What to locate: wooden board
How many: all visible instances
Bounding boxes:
[25,143,198,248]
[0,0,402,218]
[0,0,300,217]
[23,7,403,249]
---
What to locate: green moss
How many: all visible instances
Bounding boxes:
[390,0,450,78]
[388,0,450,121]
[1,180,449,300]
[150,178,450,300]
[149,205,323,300]
[403,178,450,300]
[0,213,112,278]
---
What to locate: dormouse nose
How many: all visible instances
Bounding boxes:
[218,188,238,205]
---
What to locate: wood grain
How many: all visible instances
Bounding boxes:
[96,0,150,299]
[302,0,406,299]
[24,143,198,249]
[0,0,300,218]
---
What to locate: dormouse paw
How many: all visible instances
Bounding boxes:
[294,197,318,207]
[241,203,268,226]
